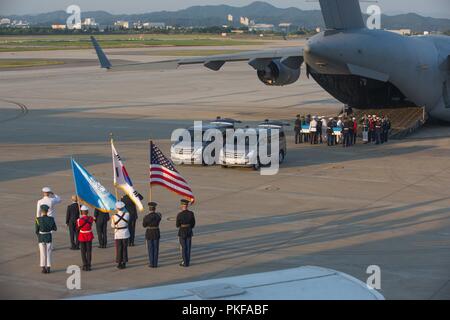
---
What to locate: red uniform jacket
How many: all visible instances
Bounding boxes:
[77,216,94,242]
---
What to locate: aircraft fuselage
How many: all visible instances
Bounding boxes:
[304,29,450,121]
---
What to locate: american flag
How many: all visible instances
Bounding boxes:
[149,141,195,203]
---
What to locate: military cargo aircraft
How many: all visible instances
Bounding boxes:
[91,0,450,122]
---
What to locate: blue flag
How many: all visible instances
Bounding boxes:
[71,158,116,213]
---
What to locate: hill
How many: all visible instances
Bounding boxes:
[5,1,450,32]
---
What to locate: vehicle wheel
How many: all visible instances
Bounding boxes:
[253,160,261,171]
[221,165,228,168]
[279,151,285,164]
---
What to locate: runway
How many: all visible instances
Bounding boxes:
[0,42,449,300]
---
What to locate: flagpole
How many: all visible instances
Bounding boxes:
[149,140,153,203]
[71,157,83,220]
[111,133,119,201]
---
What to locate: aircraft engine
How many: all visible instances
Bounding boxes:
[256,59,301,86]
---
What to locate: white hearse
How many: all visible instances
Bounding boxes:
[171,118,241,165]
[219,120,288,170]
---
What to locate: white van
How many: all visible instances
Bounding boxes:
[219,120,288,170]
[171,118,240,165]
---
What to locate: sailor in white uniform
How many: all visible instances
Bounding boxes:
[111,201,130,269]
[36,187,62,221]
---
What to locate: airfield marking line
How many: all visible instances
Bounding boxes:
[429,279,450,299]
[0,99,28,123]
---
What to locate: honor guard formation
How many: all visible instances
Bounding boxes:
[35,187,196,273]
[294,111,391,147]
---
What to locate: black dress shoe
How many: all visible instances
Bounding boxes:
[87,265,92,271]
[46,267,51,273]
[42,267,47,274]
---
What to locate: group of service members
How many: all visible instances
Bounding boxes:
[35,187,195,273]
[294,113,391,147]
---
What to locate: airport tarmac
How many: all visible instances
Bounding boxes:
[0,42,449,300]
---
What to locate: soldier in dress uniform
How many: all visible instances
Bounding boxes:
[94,208,109,248]
[121,192,144,247]
[111,201,130,269]
[375,117,382,145]
[142,202,162,268]
[35,205,57,274]
[66,195,80,250]
[294,115,301,144]
[176,199,196,267]
[326,118,334,146]
[77,205,94,271]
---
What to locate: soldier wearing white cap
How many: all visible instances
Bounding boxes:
[36,187,61,221]
[111,201,130,269]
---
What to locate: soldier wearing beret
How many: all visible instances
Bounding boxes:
[35,204,57,273]
[176,199,196,267]
[142,202,162,268]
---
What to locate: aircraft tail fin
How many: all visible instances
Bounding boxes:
[319,0,365,30]
[90,36,112,69]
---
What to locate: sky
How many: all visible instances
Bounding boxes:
[1,0,449,19]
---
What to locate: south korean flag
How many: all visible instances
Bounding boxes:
[111,140,144,212]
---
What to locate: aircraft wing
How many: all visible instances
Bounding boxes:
[90,36,303,72]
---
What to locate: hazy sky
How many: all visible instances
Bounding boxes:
[1,0,449,19]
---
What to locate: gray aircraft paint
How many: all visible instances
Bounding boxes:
[91,0,450,122]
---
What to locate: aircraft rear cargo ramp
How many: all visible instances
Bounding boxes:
[74,266,384,300]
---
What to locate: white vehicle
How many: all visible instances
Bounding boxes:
[171,118,240,165]
[219,120,288,170]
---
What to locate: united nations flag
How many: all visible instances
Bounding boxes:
[71,158,116,213]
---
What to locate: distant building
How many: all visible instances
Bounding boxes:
[278,23,291,28]
[143,22,166,29]
[82,18,98,29]
[133,21,143,29]
[0,18,11,25]
[240,17,249,26]
[11,20,30,28]
[278,22,292,33]
[387,29,412,36]
[114,20,129,29]
[249,24,274,32]
[227,14,233,22]
[51,24,67,30]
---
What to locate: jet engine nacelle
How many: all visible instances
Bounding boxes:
[255,58,302,86]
